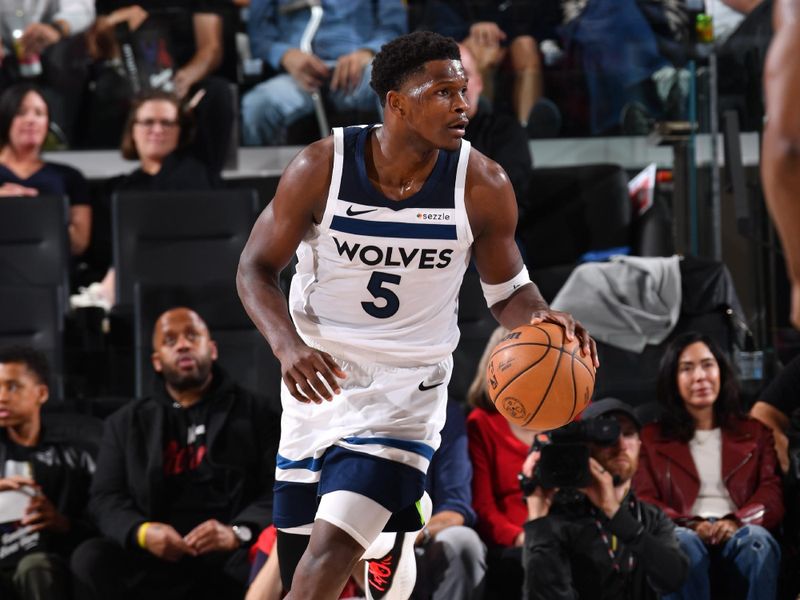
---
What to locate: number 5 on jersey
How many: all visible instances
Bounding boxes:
[362,272,401,318]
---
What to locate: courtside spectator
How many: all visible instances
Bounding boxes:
[70,307,280,600]
[0,83,91,258]
[466,327,531,598]
[750,354,800,474]
[0,346,97,600]
[82,0,233,170]
[522,398,688,599]
[0,0,95,145]
[76,90,220,299]
[418,0,544,128]
[241,0,406,146]
[635,332,783,600]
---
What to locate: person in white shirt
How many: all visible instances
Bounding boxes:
[634,332,783,600]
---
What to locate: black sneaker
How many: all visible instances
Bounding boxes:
[365,532,416,600]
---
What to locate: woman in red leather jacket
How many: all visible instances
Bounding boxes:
[633,332,783,600]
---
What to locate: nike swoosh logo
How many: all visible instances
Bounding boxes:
[418,381,445,391]
[346,206,378,217]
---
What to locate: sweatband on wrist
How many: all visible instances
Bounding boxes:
[480,266,532,307]
[137,522,151,549]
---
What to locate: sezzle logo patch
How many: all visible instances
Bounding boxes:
[416,212,451,221]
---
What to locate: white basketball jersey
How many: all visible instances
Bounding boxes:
[289,125,474,367]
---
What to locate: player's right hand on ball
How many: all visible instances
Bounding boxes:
[279,342,346,404]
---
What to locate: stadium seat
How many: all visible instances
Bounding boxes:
[0,285,65,400]
[0,194,71,309]
[518,163,674,302]
[111,188,263,308]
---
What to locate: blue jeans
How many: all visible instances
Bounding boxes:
[241,61,380,146]
[663,525,780,600]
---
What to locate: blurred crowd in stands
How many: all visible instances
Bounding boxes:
[0,0,773,152]
[0,0,794,599]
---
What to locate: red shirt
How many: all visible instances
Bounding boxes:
[467,407,530,547]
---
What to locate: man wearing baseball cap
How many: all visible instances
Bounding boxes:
[519,398,688,600]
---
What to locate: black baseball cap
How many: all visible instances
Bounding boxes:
[580,397,642,430]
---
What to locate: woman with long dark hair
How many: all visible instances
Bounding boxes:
[634,332,783,600]
[0,82,91,256]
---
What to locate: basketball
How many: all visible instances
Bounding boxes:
[486,323,595,431]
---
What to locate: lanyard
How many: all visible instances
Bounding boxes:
[592,500,637,573]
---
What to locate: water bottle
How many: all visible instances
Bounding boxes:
[10,10,42,78]
[695,13,714,44]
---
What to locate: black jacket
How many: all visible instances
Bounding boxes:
[89,367,279,550]
[523,490,688,600]
[0,413,99,559]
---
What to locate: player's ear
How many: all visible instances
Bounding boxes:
[386,90,405,117]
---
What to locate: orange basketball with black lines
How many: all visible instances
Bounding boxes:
[486,323,595,430]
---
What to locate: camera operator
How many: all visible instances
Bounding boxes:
[521,398,688,600]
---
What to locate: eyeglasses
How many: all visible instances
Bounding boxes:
[134,118,179,129]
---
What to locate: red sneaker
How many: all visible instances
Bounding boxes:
[365,532,416,600]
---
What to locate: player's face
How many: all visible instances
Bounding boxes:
[151,309,217,391]
[0,362,48,428]
[399,59,470,151]
[132,99,181,164]
[9,91,48,152]
[591,414,640,483]
[676,341,721,412]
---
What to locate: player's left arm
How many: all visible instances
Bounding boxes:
[762,0,800,327]
[467,152,598,366]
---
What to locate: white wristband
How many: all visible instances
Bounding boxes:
[480,266,532,307]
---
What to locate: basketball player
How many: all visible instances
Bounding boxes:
[237,31,599,600]
[762,0,800,328]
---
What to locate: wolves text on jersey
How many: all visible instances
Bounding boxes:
[333,236,453,269]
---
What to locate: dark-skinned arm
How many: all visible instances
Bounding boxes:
[467,151,598,366]
[236,139,346,404]
[762,0,800,328]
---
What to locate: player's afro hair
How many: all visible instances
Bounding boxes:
[370,31,461,107]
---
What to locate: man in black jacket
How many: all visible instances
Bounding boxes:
[0,346,97,600]
[70,307,280,600]
[522,398,688,600]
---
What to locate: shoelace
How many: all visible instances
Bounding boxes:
[368,554,394,591]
